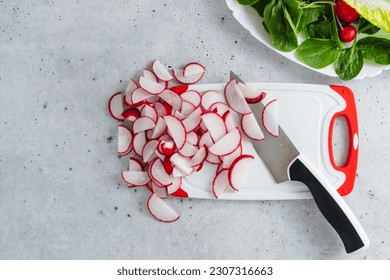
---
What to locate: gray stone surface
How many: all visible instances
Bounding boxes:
[0,0,389,260]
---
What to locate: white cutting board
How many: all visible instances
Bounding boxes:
[172,83,359,200]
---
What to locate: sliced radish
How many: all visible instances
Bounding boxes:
[201,90,225,111]
[129,157,143,171]
[201,112,227,142]
[186,131,199,145]
[190,145,208,167]
[222,110,237,132]
[228,154,254,191]
[121,171,150,186]
[180,101,196,117]
[163,115,187,150]
[241,113,265,141]
[154,101,168,117]
[262,99,279,137]
[152,182,168,198]
[172,167,187,178]
[139,76,165,95]
[167,177,182,194]
[142,140,159,162]
[159,89,182,112]
[143,69,158,83]
[133,131,147,157]
[224,79,251,115]
[179,141,198,158]
[180,90,201,108]
[208,128,242,156]
[237,82,267,104]
[183,62,206,76]
[182,107,202,132]
[152,60,173,81]
[169,85,188,95]
[141,104,158,123]
[212,169,230,199]
[222,144,242,169]
[122,108,141,122]
[131,87,154,104]
[157,139,176,156]
[170,153,193,175]
[149,158,173,186]
[150,117,166,139]
[199,131,214,148]
[125,79,138,96]
[133,116,156,134]
[209,102,230,117]
[172,68,205,85]
[118,125,133,155]
[108,92,124,121]
[206,152,221,165]
[147,193,180,223]
[162,156,174,175]
[174,111,186,120]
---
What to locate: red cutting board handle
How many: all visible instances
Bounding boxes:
[328,85,359,196]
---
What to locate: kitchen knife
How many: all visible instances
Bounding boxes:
[230,71,369,253]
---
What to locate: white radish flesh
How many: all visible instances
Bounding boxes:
[142,140,159,163]
[129,157,143,171]
[147,193,180,223]
[170,153,193,175]
[143,69,158,83]
[209,102,230,117]
[186,131,199,145]
[201,90,225,111]
[149,158,174,186]
[121,171,150,186]
[190,145,208,167]
[141,105,158,123]
[212,169,230,199]
[152,60,173,81]
[201,112,227,142]
[208,128,242,156]
[139,76,166,95]
[180,90,201,108]
[180,101,196,117]
[125,79,138,97]
[122,108,140,122]
[133,131,147,157]
[237,82,267,103]
[167,177,182,194]
[131,88,154,104]
[152,182,168,199]
[108,92,124,121]
[183,62,206,76]
[228,155,254,191]
[172,68,205,85]
[133,116,156,134]
[159,89,182,112]
[222,145,242,169]
[182,107,202,132]
[241,113,265,141]
[178,141,198,158]
[222,111,237,132]
[164,115,187,150]
[262,99,279,137]
[118,125,133,155]
[224,79,251,115]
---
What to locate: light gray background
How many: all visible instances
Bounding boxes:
[0,0,389,260]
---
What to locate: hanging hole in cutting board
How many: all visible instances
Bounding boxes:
[331,115,350,167]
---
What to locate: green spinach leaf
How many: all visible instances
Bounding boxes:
[251,0,273,17]
[296,38,340,68]
[335,40,363,80]
[357,37,390,65]
[356,18,380,35]
[306,18,332,39]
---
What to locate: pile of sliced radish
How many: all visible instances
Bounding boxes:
[108,60,278,222]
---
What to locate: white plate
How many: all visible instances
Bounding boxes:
[226,0,390,79]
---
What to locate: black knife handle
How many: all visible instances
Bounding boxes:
[288,154,369,253]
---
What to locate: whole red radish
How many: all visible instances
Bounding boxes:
[335,0,360,23]
[339,25,357,42]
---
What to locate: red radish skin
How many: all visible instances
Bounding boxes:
[262,99,279,137]
[162,156,174,175]
[212,169,230,199]
[157,140,176,156]
[335,0,360,23]
[163,115,187,150]
[167,177,182,194]
[208,128,242,156]
[169,85,189,95]
[183,62,206,77]
[147,193,180,223]
[241,113,265,141]
[237,82,267,104]
[339,25,357,43]
[152,60,173,81]
[172,68,205,85]
[122,108,141,122]
[228,154,254,191]
[108,92,124,121]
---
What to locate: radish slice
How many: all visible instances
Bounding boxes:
[159,90,182,112]
[206,152,221,165]
[190,145,208,167]
[152,182,168,198]
[149,158,173,186]
[228,154,254,191]
[118,125,133,155]
[157,139,175,156]
[133,116,156,134]
[212,169,230,199]
[183,62,206,76]
[237,82,267,104]
[133,131,147,157]
[179,141,198,158]
[169,85,188,95]
[174,111,186,120]
[199,131,214,148]
[151,117,166,139]
[222,144,242,169]
[147,193,180,223]
[172,68,205,85]
[201,112,227,142]
[224,79,251,115]
[167,177,182,194]
[172,167,187,178]
[222,111,237,132]
[201,90,225,111]
[152,60,173,81]
[208,128,242,156]
[162,156,174,175]
[121,171,150,186]
[129,157,143,171]
[108,92,124,121]
[209,102,230,117]
[141,105,158,123]
[180,101,196,117]
[163,115,187,150]
[180,90,201,108]
[241,113,265,141]
[262,99,279,137]
[142,140,159,162]
[122,108,140,122]
[131,88,154,104]
[139,76,165,95]
[186,131,199,145]
[170,153,193,175]
[125,79,138,96]
[154,101,168,117]
[183,107,202,132]
[143,69,158,83]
